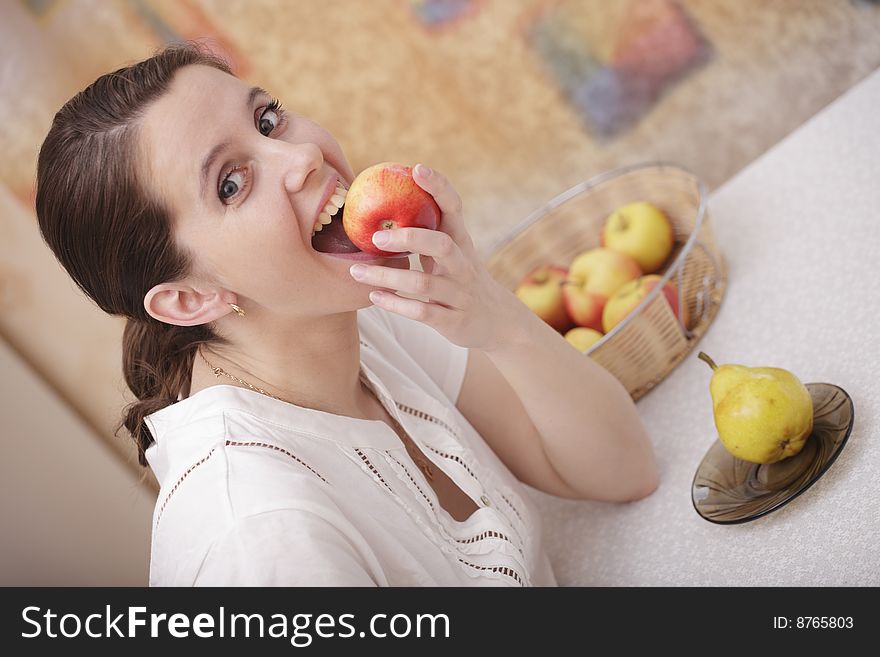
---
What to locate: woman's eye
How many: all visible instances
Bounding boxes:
[219,166,247,203]
[217,100,287,204]
[257,102,284,136]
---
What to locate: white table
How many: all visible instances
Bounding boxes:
[531,68,880,586]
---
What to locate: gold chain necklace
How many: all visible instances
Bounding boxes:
[197,349,435,480]
[198,349,288,402]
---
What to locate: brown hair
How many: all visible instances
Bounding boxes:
[34,42,234,467]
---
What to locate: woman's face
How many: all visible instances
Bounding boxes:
[139,64,399,320]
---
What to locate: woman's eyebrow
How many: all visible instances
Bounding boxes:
[198,85,270,201]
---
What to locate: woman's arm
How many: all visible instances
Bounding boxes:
[357,164,658,503]
[458,290,659,503]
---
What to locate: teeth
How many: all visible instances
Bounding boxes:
[311,180,348,237]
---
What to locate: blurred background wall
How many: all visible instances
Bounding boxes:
[1,0,879,585]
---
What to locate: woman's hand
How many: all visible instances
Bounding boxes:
[348,163,527,352]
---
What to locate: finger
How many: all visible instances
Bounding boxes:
[350,264,466,309]
[368,289,461,325]
[411,164,470,247]
[372,226,468,272]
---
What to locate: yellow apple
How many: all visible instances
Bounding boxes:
[601,201,674,274]
[602,274,688,333]
[564,327,604,353]
[561,248,641,332]
[515,265,573,332]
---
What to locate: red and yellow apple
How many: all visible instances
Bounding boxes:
[515,265,573,333]
[602,274,689,333]
[561,248,642,332]
[564,327,604,353]
[342,162,442,256]
[601,201,674,274]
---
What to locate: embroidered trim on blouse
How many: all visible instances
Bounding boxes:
[355,448,394,495]
[386,451,525,561]
[387,453,434,511]
[155,447,218,529]
[422,443,477,481]
[385,451,526,559]
[155,440,331,530]
[367,389,532,583]
[457,557,525,587]
[394,404,480,485]
[395,402,529,550]
[456,530,525,559]
[396,402,461,441]
[499,492,525,526]
[225,440,328,484]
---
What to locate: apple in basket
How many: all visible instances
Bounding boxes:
[564,327,604,353]
[340,162,442,257]
[561,248,642,332]
[601,201,674,274]
[602,274,688,333]
[515,265,574,333]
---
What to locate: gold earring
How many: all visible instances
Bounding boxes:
[228,303,246,317]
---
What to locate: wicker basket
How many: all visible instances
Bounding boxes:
[481,162,727,401]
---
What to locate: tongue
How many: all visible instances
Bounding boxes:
[311,207,362,253]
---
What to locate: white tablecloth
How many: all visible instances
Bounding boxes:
[531,68,880,586]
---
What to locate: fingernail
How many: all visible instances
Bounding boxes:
[372,231,390,246]
[415,163,432,178]
[349,264,367,279]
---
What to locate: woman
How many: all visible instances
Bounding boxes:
[34,42,658,586]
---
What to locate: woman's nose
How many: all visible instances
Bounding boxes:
[276,141,324,193]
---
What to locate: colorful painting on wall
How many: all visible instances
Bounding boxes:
[523,0,713,139]
[409,0,483,32]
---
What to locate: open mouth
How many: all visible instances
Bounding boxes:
[310,179,363,254]
[310,204,364,254]
[308,178,410,261]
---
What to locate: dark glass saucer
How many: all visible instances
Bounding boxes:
[691,383,854,524]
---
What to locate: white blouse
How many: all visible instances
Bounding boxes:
[143,304,557,586]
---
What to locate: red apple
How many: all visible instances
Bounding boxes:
[601,274,689,333]
[342,162,442,256]
[561,248,642,332]
[515,265,573,333]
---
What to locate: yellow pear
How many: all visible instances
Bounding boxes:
[698,352,813,464]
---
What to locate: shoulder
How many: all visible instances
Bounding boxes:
[154,434,336,532]
[153,500,383,586]
[149,426,338,555]
[220,438,338,515]
[150,438,385,586]
[191,505,384,586]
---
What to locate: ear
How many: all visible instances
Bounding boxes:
[144,281,234,327]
